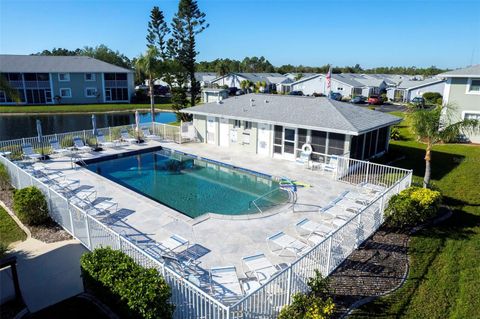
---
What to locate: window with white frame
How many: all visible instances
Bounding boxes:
[464,112,480,121]
[59,88,72,98]
[244,121,252,130]
[58,73,70,81]
[233,120,241,128]
[85,87,98,97]
[85,73,96,81]
[467,78,480,93]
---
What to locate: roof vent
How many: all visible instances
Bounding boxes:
[264,99,269,104]
[250,99,254,107]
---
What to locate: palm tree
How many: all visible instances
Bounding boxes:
[135,47,160,120]
[409,104,479,188]
[0,76,20,103]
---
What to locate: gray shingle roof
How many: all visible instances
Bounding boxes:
[438,65,480,78]
[182,94,401,135]
[212,73,286,84]
[0,54,133,73]
[395,77,444,90]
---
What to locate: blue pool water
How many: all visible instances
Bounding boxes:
[85,149,289,218]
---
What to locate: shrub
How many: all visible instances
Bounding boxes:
[422,92,442,105]
[12,186,49,226]
[0,242,8,258]
[390,126,401,140]
[0,163,10,191]
[279,270,335,319]
[60,136,74,148]
[384,186,442,228]
[81,247,173,319]
[436,97,443,105]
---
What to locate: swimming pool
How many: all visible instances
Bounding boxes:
[84,148,290,218]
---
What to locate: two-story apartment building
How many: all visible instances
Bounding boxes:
[0,55,134,105]
[439,65,480,143]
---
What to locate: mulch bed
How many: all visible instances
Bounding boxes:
[329,226,410,317]
[0,188,71,243]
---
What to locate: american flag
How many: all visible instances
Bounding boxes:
[326,66,332,89]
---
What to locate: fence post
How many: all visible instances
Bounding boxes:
[365,161,370,184]
[117,233,122,251]
[326,236,333,274]
[109,127,112,141]
[286,267,293,305]
[379,193,386,224]
[85,214,92,249]
[83,130,86,142]
[46,187,52,216]
[355,214,362,248]
[66,200,76,237]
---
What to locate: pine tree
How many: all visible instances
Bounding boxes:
[171,0,208,107]
[146,6,169,59]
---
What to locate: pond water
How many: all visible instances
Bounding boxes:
[0,111,177,141]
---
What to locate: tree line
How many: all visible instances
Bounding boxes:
[33,47,448,79]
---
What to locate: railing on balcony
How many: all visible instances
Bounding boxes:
[105,80,128,87]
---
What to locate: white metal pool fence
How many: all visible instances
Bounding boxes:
[0,133,412,319]
[0,122,184,159]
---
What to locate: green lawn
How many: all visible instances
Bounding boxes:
[0,206,26,246]
[0,103,173,114]
[352,112,480,318]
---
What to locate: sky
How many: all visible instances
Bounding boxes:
[1,0,479,69]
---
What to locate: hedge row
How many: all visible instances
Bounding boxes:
[81,247,173,319]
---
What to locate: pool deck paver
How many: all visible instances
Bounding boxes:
[37,141,359,283]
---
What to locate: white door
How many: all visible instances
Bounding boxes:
[206,116,216,144]
[219,118,229,147]
[283,127,296,160]
[257,123,270,156]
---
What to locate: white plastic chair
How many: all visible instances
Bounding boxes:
[22,143,42,161]
[73,137,92,152]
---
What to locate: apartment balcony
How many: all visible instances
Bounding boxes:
[105,80,128,88]
[7,80,24,89]
[24,81,51,89]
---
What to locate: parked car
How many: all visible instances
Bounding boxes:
[228,87,238,96]
[329,92,342,101]
[368,95,383,105]
[289,90,304,96]
[411,97,426,108]
[235,89,245,96]
[350,96,366,104]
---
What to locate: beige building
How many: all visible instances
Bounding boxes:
[439,65,480,143]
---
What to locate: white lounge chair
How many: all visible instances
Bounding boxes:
[266,231,310,257]
[96,133,117,148]
[296,218,334,238]
[242,253,279,284]
[22,144,42,161]
[344,190,380,206]
[332,196,366,213]
[47,177,80,192]
[50,139,70,156]
[142,127,160,140]
[120,129,137,144]
[320,204,357,221]
[73,137,92,152]
[159,234,189,253]
[210,266,244,297]
[359,182,387,194]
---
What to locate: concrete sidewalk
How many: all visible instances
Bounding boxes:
[1,238,87,312]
